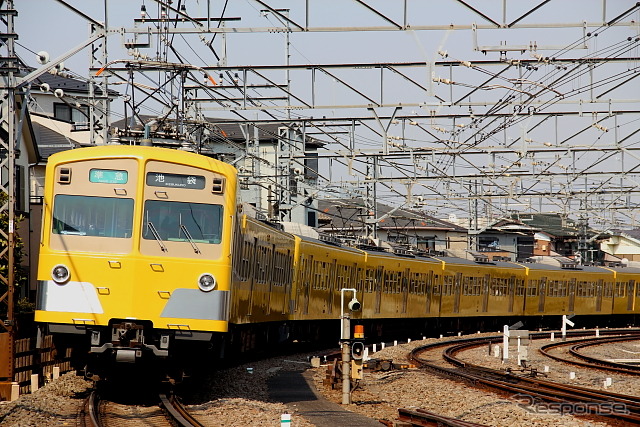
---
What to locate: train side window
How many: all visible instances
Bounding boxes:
[365,268,374,293]
[337,264,347,289]
[243,240,252,280]
[604,282,613,298]
[527,280,538,297]
[490,277,497,296]
[615,281,625,297]
[411,273,420,294]
[443,275,453,296]
[286,251,293,286]
[273,252,283,286]
[356,267,364,292]
[383,271,389,294]
[432,274,441,295]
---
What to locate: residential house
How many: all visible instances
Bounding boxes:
[317,198,468,256]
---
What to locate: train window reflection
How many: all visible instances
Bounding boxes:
[52,195,134,238]
[143,200,223,244]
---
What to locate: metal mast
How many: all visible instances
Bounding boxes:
[0,0,17,395]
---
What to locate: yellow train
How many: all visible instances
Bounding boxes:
[34,145,640,380]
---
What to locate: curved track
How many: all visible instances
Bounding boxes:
[79,390,204,427]
[409,332,640,424]
[540,335,640,374]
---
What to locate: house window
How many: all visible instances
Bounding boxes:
[478,236,500,251]
[54,103,89,125]
[307,210,317,227]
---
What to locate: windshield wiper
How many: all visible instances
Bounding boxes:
[180,224,201,254]
[147,221,167,252]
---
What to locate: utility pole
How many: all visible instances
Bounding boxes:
[0,0,17,400]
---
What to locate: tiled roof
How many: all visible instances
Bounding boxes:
[31,120,79,159]
[317,198,466,232]
[511,213,580,237]
[32,71,119,97]
[611,229,640,241]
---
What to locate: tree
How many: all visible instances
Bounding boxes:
[0,191,29,318]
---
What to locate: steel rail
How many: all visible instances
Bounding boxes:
[409,331,640,424]
[159,393,205,427]
[443,341,640,412]
[570,338,640,372]
[79,390,101,427]
[539,335,640,374]
[396,407,488,427]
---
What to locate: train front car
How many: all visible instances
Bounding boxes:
[34,146,237,381]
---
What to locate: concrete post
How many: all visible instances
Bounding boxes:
[341,314,351,405]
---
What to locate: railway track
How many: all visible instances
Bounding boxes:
[395,407,489,427]
[408,332,640,424]
[79,390,204,427]
[540,334,640,374]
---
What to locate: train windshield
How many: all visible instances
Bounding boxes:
[142,200,223,245]
[52,195,134,238]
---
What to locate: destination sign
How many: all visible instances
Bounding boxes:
[146,172,205,189]
[89,169,128,184]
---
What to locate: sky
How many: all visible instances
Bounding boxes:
[13,0,640,226]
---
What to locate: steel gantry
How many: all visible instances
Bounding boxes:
[11,0,640,239]
[2,0,638,401]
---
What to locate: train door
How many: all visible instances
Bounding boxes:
[303,255,313,315]
[538,277,547,312]
[453,272,462,313]
[328,259,337,314]
[283,250,292,315]
[266,244,276,316]
[596,279,603,312]
[295,254,305,313]
[508,276,515,313]
[425,271,432,314]
[375,266,383,314]
[402,268,410,313]
[482,274,490,313]
[628,280,635,311]
[568,278,576,312]
[248,237,258,316]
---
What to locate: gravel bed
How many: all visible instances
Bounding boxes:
[1,333,637,426]
[0,372,92,426]
[312,333,627,426]
[0,353,317,427]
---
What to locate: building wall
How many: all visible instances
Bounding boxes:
[601,235,640,261]
[534,238,551,256]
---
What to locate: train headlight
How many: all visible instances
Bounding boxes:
[51,264,70,284]
[198,273,216,292]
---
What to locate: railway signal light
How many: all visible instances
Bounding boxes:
[351,341,364,360]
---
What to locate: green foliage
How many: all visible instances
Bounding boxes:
[0,191,29,315]
[16,297,35,314]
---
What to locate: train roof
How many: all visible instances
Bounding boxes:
[432,255,521,269]
[296,233,364,255]
[606,265,640,274]
[518,262,612,273]
[47,145,238,176]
